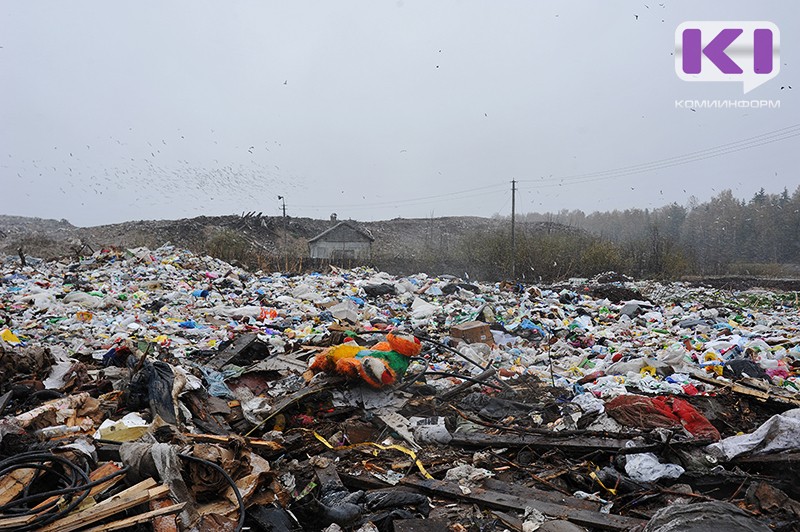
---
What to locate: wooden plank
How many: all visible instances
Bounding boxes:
[440,366,497,400]
[39,480,166,532]
[207,333,261,370]
[82,501,185,532]
[183,433,284,452]
[0,468,37,505]
[401,477,646,531]
[690,372,800,408]
[110,478,161,498]
[448,433,658,454]
[727,381,800,406]
[32,462,127,513]
[482,478,599,511]
[42,479,164,532]
[734,452,800,465]
[490,511,524,532]
[84,463,126,498]
[315,463,344,491]
[183,391,231,436]
[539,461,591,481]
[0,514,37,530]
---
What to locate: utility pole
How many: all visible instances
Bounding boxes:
[278,195,287,271]
[511,179,516,279]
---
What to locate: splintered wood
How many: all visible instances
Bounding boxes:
[0,472,174,532]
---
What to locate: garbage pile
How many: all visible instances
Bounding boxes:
[0,245,799,531]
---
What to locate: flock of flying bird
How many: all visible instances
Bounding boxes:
[4,129,302,216]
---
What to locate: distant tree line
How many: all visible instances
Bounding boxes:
[469,187,800,281]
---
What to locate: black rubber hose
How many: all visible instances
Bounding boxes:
[0,452,113,532]
[179,453,245,532]
[0,465,128,511]
[0,451,125,532]
[0,453,87,509]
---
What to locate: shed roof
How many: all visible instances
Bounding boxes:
[308,221,375,243]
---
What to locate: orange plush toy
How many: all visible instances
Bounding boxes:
[310,332,422,388]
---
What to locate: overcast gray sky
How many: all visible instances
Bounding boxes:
[1,1,798,227]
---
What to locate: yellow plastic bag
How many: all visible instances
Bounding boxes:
[0,329,21,345]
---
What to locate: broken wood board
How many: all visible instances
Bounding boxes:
[39,479,167,532]
[82,501,185,532]
[32,462,125,513]
[0,514,37,530]
[183,391,231,436]
[439,366,498,400]
[84,462,126,496]
[490,510,524,532]
[0,467,37,506]
[315,463,345,492]
[734,451,800,465]
[247,354,308,374]
[482,478,599,511]
[690,372,800,408]
[183,432,284,452]
[401,477,646,531]
[207,333,264,370]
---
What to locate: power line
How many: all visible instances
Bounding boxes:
[522,129,800,189]
[518,123,800,186]
[495,194,512,215]
[522,124,800,184]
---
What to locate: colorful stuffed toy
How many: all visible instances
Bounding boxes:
[309,332,422,388]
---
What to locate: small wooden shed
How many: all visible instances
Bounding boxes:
[308,221,374,260]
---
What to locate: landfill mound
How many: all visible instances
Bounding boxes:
[0,213,580,270]
[0,246,798,531]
